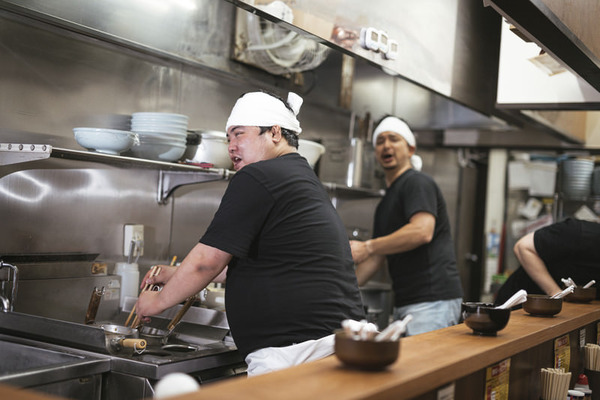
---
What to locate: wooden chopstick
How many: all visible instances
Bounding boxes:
[126,265,161,327]
[167,295,196,332]
[129,266,161,328]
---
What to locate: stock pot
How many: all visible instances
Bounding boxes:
[187,130,231,169]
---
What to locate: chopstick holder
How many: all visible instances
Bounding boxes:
[540,367,570,400]
[585,343,600,371]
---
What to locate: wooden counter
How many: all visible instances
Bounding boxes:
[2,302,600,399]
[174,302,600,400]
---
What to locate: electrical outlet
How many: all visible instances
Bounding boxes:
[123,224,144,257]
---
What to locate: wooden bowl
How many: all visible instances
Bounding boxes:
[334,331,399,370]
[565,286,596,303]
[523,294,562,316]
[461,302,511,336]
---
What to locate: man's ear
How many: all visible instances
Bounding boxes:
[270,125,282,143]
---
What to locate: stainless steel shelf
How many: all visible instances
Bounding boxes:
[0,143,234,203]
[0,143,52,166]
[1,143,384,203]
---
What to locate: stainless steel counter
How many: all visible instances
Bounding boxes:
[0,333,110,397]
[0,310,244,379]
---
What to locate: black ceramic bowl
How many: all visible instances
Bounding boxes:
[565,286,596,303]
[461,302,511,336]
[523,294,562,316]
[334,331,400,370]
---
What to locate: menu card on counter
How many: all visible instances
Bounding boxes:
[485,358,510,400]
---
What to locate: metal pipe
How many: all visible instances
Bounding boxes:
[0,261,18,312]
[0,295,9,312]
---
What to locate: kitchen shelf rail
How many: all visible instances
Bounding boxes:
[1,143,384,204]
[0,143,234,203]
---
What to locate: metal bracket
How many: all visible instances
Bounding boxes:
[0,143,52,166]
[158,169,233,204]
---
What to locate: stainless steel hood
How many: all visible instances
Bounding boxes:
[0,0,591,146]
[227,0,503,120]
[226,0,589,146]
[484,0,600,95]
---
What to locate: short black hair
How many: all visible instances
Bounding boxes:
[240,90,299,148]
[375,114,410,127]
[259,126,299,149]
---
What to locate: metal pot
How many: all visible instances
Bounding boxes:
[181,131,200,161]
[187,130,232,169]
[139,326,170,347]
[102,324,146,356]
[139,295,197,347]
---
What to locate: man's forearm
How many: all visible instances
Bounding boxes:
[355,254,385,286]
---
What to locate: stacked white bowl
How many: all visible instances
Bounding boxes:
[130,112,189,162]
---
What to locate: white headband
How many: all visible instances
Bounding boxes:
[373,116,422,171]
[372,116,415,148]
[225,92,303,134]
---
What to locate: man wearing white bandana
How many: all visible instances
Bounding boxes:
[350,116,463,336]
[135,91,365,376]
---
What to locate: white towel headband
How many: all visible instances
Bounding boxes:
[225,91,303,134]
[372,116,422,171]
[372,116,415,148]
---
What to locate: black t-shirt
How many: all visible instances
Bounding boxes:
[535,218,600,290]
[200,152,364,358]
[374,169,463,307]
[495,218,600,305]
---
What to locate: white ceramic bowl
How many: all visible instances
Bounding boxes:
[73,127,139,155]
[188,131,232,169]
[135,131,188,141]
[132,121,188,127]
[298,139,326,168]
[130,141,186,162]
[132,112,189,122]
[137,135,187,145]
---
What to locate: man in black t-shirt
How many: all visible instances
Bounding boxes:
[495,218,600,305]
[350,116,463,336]
[135,91,364,376]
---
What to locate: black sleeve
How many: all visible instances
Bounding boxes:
[200,171,274,258]
[533,218,580,263]
[404,174,438,219]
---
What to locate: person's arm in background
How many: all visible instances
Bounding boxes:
[351,211,434,263]
[350,211,435,285]
[351,251,386,286]
[513,232,561,296]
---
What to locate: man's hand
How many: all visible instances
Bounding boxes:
[139,265,177,290]
[350,240,372,264]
